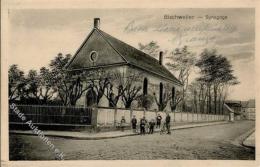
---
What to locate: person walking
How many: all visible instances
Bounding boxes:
[165,113,171,134]
[131,115,137,133]
[140,116,147,135]
[120,116,126,132]
[156,113,162,128]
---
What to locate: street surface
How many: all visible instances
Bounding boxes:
[9,120,255,160]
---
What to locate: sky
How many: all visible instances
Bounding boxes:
[8,8,255,101]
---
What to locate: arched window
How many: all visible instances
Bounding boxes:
[172,87,175,103]
[143,78,148,95]
[159,82,163,105]
[85,89,97,107]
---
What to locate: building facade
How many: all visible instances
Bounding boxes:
[65,18,182,112]
[242,99,255,120]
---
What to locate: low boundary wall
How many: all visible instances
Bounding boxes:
[96,107,229,127]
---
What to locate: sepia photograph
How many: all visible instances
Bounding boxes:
[1,2,257,165]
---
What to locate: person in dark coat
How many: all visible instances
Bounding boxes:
[156,114,162,128]
[120,116,126,132]
[148,119,156,134]
[131,115,137,133]
[140,116,147,135]
[165,113,171,134]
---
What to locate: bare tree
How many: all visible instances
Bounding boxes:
[103,71,124,107]
[152,84,172,111]
[105,83,122,107]
[137,94,154,110]
[166,46,196,111]
[170,90,182,111]
[85,69,111,106]
[114,70,142,109]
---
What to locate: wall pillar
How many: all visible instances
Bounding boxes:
[114,108,118,127]
[91,107,98,128]
[130,108,133,123]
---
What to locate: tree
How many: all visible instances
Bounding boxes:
[170,90,182,112]
[105,83,122,107]
[8,64,26,102]
[49,53,72,105]
[137,94,154,110]
[68,73,89,106]
[9,64,56,104]
[138,41,161,58]
[49,53,89,106]
[196,49,239,114]
[166,46,196,111]
[103,70,146,109]
[103,71,123,107]
[117,70,142,109]
[153,91,171,111]
[49,53,115,106]
[121,79,142,108]
[216,57,239,113]
[85,69,111,106]
[197,81,208,114]
[22,70,41,103]
[196,49,216,113]
[152,84,172,111]
[188,81,199,113]
[38,67,57,104]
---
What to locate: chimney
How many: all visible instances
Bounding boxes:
[159,51,163,65]
[94,18,100,29]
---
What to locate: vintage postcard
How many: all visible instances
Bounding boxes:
[1,0,259,167]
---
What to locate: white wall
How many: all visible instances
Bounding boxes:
[96,108,228,127]
[76,65,182,112]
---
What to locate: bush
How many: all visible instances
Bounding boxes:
[137,94,154,110]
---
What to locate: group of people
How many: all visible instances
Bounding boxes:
[120,113,171,135]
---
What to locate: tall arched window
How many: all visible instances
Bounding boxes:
[159,82,163,105]
[143,78,148,95]
[172,87,175,104]
[85,89,97,107]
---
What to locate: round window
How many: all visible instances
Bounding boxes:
[89,51,98,62]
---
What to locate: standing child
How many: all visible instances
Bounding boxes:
[156,114,162,128]
[131,115,137,133]
[120,116,126,132]
[149,119,155,134]
[140,116,147,135]
[145,119,149,134]
[166,113,171,134]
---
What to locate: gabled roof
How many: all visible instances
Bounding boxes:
[227,99,255,108]
[242,99,255,108]
[66,28,182,85]
[225,100,242,107]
